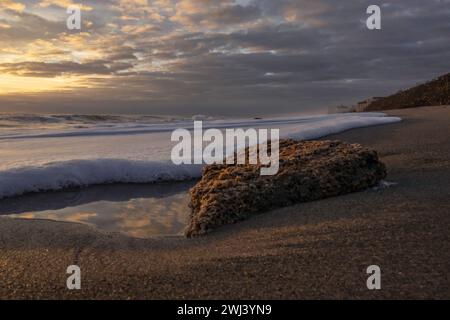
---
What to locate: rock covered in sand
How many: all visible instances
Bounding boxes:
[186,139,386,237]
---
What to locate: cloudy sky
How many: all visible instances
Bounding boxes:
[0,0,449,116]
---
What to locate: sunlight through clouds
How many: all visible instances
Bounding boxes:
[0,74,90,94]
[0,0,449,114]
[1,0,26,12]
[38,0,93,11]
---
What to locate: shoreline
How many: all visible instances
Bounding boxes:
[0,106,449,299]
[0,112,399,200]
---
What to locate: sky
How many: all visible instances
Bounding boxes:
[0,0,449,116]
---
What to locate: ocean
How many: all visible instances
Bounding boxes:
[0,112,401,237]
[0,112,401,200]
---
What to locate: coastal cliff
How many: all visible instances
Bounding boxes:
[366,72,450,111]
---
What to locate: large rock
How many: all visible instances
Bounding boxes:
[186,139,386,237]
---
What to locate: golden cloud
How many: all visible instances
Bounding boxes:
[1,0,26,12]
[38,0,93,11]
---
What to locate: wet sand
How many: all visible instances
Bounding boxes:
[0,182,195,238]
[0,106,449,299]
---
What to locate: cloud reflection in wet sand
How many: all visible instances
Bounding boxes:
[5,185,192,238]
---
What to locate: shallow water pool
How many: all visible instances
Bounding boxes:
[0,182,195,238]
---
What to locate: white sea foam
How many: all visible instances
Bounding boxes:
[0,112,401,199]
[0,160,202,199]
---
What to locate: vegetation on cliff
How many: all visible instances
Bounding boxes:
[367,73,450,111]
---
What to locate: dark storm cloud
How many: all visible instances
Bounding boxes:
[1,0,449,115]
[170,3,262,28]
[0,60,134,77]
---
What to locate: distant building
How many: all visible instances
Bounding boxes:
[328,105,356,114]
[356,97,384,112]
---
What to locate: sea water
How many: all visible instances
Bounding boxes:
[0,112,401,236]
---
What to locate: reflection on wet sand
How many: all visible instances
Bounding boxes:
[0,182,195,238]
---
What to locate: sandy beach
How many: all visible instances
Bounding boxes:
[0,106,449,299]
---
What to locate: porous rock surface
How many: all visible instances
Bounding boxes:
[186,139,386,237]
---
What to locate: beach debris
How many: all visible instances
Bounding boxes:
[186,139,387,237]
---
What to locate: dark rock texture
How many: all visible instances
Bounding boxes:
[186,139,386,237]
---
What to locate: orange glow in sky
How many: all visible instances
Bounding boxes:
[0,74,87,95]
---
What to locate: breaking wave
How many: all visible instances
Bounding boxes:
[0,112,401,199]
